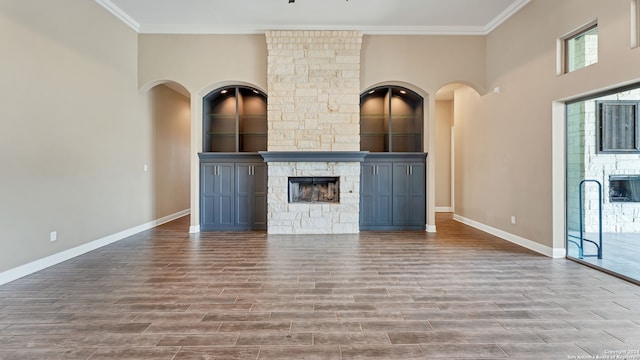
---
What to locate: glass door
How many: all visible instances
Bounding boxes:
[566,85,640,283]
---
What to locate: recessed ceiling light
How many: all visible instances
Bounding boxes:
[368,90,375,94]
[221,89,228,94]
[400,90,407,94]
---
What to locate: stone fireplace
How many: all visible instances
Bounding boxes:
[261,30,364,234]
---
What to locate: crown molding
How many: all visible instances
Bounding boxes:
[483,0,531,34]
[99,0,531,36]
[95,0,140,32]
[138,23,490,35]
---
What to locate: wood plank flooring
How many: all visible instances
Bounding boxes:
[1,213,639,359]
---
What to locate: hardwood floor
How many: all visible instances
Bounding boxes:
[1,213,639,359]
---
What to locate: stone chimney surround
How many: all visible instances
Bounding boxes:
[263,31,364,234]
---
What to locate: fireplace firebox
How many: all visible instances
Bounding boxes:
[609,175,640,202]
[288,177,339,203]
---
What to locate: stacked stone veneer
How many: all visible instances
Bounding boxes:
[265,31,363,234]
[573,89,640,233]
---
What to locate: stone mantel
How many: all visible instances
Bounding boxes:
[259,151,369,163]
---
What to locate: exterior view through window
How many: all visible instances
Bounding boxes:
[566,84,640,282]
[565,24,598,73]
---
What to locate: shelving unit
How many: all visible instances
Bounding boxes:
[203,87,267,153]
[360,86,423,153]
[360,86,427,230]
[200,86,268,231]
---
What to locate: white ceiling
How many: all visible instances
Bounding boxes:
[96,0,531,35]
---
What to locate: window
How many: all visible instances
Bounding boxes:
[597,100,640,153]
[564,23,598,73]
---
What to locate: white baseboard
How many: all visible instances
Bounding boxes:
[553,247,567,258]
[453,214,563,258]
[189,225,200,233]
[426,224,437,233]
[435,207,453,213]
[0,209,190,286]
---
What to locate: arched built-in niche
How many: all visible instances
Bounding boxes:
[202,85,267,153]
[360,85,424,153]
[199,84,268,231]
[359,84,427,231]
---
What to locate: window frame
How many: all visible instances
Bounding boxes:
[596,100,640,154]
[633,0,640,48]
[561,22,599,74]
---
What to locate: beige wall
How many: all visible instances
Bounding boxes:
[138,34,268,94]
[151,85,191,219]
[361,35,487,228]
[435,100,453,209]
[360,35,487,94]
[455,0,640,250]
[138,34,268,229]
[0,0,153,272]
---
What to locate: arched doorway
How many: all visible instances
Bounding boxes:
[146,81,191,222]
[434,83,482,218]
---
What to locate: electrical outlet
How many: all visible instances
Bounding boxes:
[511,216,516,224]
[50,231,57,242]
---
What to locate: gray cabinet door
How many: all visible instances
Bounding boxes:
[393,162,425,226]
[252,163,268,230]
[360,162,393,227]
[360,154,426,230]
[201,163,234,230]
[406,162,426,226]
[235,162,267,230]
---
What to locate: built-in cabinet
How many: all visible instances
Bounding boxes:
[360,85,426,230]
[200,85,268,231]
[360,153,427,230]
[199,154,267,231]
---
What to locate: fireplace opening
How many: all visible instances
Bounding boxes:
[288,177,340,203]
[609,175,640,202]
